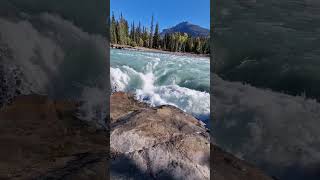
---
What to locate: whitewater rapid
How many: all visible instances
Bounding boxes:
[111,49,210,123]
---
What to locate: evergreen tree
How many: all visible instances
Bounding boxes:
[115,21,120,44]
[136,22,142,46]
[152,22,160,49]
[117,13,128,45]
[142,26,149,47]
[110,12,117,44]
[185,36,193,52]
[110,12,210,54]
[130,22,136,46]
[149,15,154,48]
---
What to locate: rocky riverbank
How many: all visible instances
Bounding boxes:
[111,44,210,57]
[110,92,210,179]
[110,92,272,180]
[0,93,272,179]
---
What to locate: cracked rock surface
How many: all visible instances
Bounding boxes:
[110,92,210,180]
[110,92,272,180]
[0,93,273,180]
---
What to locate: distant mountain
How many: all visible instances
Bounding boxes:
[160,22,209,37]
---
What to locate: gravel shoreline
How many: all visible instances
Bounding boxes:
[111,44,210,58]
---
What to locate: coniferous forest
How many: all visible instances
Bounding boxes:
[110,13,210,54]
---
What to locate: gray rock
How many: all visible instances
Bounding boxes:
[110,92,272,180]
[110,92,210,180]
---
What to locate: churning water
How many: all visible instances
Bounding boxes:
[111,49,210,123]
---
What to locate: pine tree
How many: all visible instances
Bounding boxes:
[110,12,117,44]
[124,20,129,44]
[130,22,136,46]
[162,34,166,50]
[118,13,128,45]
[185,36,193,52]
[142,26,149,47]
[152,22,160,49]
[115,21,120,44]
[110,12,210,54]
[149,15,154,48]
[136,22,141,45]
[193,37,202,54]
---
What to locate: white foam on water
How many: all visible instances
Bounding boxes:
[0,14,108,128]
[136,85,210,120]
[110,67,130,92]
[110,55,210,122]
[77,86,107,128]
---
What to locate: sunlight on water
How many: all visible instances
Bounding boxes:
[111,49,210,122]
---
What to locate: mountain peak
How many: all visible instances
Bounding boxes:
[178,21,190,25]
[161,22,209,37]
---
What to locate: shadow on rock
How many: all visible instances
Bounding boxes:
[111,153,176,180]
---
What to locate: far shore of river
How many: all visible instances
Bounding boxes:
[111,44,210,58]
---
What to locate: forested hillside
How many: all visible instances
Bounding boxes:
[111,13,210,54]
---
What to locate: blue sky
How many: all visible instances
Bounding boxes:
[111,0,210,31]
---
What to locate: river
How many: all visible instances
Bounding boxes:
[110,48,210,123]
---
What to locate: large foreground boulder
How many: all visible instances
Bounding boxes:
[0,93,273,179]
[110,92,272,180]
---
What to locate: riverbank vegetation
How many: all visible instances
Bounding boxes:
[110,13,210,54]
